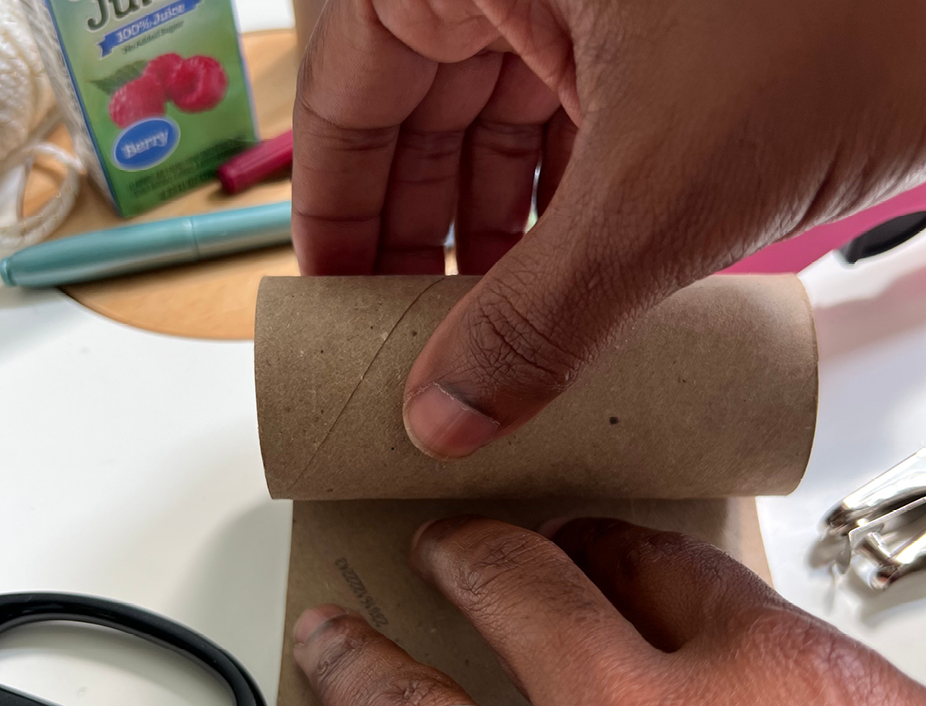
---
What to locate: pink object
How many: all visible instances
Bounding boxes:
[217,129,293,194]
[722,182,926,273]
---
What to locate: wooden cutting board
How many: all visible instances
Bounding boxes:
[24,29,301,340]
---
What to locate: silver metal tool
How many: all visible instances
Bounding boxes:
[822,446,926,590]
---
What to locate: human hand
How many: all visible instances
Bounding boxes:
[292,517,925,705]
[292,0,926,458]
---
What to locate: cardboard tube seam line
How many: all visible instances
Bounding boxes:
[277,275,446,496]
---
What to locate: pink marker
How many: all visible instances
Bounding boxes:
[217,129,294,195]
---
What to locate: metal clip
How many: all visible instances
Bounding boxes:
[821,447,926,590]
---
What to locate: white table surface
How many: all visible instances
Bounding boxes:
[1,1,925,701]
[759,234,926,680]
[0,3,292,704]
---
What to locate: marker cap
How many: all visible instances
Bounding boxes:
[217,129,294,195]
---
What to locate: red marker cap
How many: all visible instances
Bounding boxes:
[217,129,294,194]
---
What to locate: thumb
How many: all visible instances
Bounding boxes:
[402,151,683,459]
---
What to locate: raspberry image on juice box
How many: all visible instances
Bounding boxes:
[22,0,258,217]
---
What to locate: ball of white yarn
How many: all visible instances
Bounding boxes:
[0,0,55,164]
[0,1,81,255]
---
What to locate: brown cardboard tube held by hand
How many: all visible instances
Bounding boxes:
[255,274,818,500]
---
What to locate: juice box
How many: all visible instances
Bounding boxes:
[23,0,258,217]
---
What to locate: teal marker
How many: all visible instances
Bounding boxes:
[0,201,292,288]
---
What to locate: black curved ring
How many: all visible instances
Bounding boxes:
[0,592,265,706]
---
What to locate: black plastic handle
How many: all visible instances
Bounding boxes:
[839,211,926,264]
[0,593,265,706]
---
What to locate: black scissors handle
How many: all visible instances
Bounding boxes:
[0,592,266,706]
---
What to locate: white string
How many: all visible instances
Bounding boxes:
[0,0,81,254]
[0,0,56,162]
[0,141,81,251]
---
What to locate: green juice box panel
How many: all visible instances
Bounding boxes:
[24,0,258,217]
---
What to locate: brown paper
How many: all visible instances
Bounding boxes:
[255,274,818,500]
[255,274,817,706]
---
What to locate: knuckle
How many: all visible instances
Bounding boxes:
[460,532,550,602]
[295,35,318,98]
[366,671,464,706]
[392,128,466,186]
[297,98,396,153]
[469,119,543,160]
[311,616,386,684]
[736,605,818,647]
[614,528,709,577]
[732,607,892,700]
[439,521,596,621]
[463,276,587,393]
[736,608,842,670]
[610,527,763,610]
[308,615,470,705]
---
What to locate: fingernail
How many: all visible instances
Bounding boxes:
[537,517,571,539]
[293,604,348,646]
[403,384,499,459]
[411,519,437,551]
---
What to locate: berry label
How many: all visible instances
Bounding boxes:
[113,116,179,170]
[36,0,257,216]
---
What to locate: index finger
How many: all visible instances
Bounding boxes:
[411,517,665,704]
[291,0,437,274]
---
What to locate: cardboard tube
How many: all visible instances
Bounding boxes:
[255,274,818,500]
